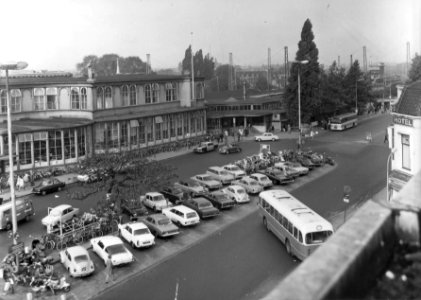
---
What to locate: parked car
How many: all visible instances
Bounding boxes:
[77,169,102,183]
[274,163,301,178]
[162,205,200,227]
[259,167,294,185]
[221,185,250,204]
[276,161,309,176]
[199,191,236,210]
[174,179,207,196]
[121,199,149,220]
[249,173,273,189]
[255,132,280,142]
[222,164,246,179]
[32,178,65,195]
[41,204,80,228]
[182,197,220,219]
[118,222,155,249]
[206,166,235,185]
[60,246,95,278]
[160,186,184,205]
[303,151,324,167]
[218,143,242,154]
[190,174,223,191]
[231,176,263,195]
[142,214,180,238]
[140,192,171,212]
[294,156,316,170]
[194,141,217,153]
[91,235,134,266]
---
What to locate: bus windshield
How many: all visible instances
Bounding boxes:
[305,231,333,245]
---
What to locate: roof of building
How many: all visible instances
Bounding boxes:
[0,117,93,134]
[394,81,421,116]
[205,90,283,105]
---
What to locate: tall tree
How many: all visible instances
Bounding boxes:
[181,46,215,80]
[408,53,421,82]
[182,45,193,75]
[255,73,269,91]
[344,60,372,113]
[76,54,148,76]
[203,54,216,79]
[286,19,321,124]
[319,61,347,117]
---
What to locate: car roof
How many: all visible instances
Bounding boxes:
[192,197,209,204]
[169,205,195,213]
[229,185,244,191]
[52,204,72,211]
[65,245,89,256]
[148,213,168,220]
[125,222,148,230]
[97,235,123,246]
[251,173,265,178]
[147,192,163,197]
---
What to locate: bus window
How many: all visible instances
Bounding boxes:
[299,231,303,243]
[305,231,333,245]
[293,227,298,239]
[287,222,293,234]
[282,217,288,228]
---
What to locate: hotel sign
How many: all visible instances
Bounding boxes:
[393,116,413,127]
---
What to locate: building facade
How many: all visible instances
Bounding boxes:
[0,69,206,172]
[388,81,421,200]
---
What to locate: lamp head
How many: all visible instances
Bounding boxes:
[0,61,28,70]
[391,148,397,154]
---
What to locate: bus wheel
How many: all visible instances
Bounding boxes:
[285,239,291,255]
[263,217,269,231]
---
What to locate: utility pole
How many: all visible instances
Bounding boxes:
[284,46,289,88]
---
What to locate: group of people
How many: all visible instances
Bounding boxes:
[0,173,31,194]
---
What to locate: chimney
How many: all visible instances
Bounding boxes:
[116,57,120,74]
[146,54,151,74]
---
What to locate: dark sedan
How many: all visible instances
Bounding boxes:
[182,197,220,219]
[199,191,236,210]
[160,186,184,205]
[32,178,65,195]
[218,143,242,154]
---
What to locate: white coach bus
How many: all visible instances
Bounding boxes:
[258,190,334,260]
[329,112,358,131]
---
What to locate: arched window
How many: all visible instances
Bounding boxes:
[34,88,45,111]
[165,83,176,102]
[11,89,22,112]
[130,85,137,105]
[121,85,129,106]
[144,84,151,104]
[152,83,159,103]
[105,87,112,108]
[96,87,104,109]
[71,88,80,109]
[80,88,87,110]
[0,90,7,113]
[46,88,57,110]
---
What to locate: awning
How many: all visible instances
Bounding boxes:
[389,170,413,192]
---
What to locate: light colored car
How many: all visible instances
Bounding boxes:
[174,179,207,195]
[249,173,273,189]
[162,205,200,227]
[118,222,155,249]
[190,174,223,191]
[222,185,250,203]
[255,132,280,142]
[142,214,180,238]
[232,176,264,194]
[41,204,80,228]
[276,161,309,176]
[274,163,301,178]
[90,235,134,267]
[60,246,95,278]
[194,141,217,153]
[222,164,246,179]
[141,192,171,212]
[206,166,235,185]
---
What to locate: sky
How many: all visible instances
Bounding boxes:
[0,0,419,72]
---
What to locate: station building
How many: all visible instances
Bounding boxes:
[0,67,206,172]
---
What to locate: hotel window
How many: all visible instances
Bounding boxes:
[96,87,105,109]
[190,117,196,134]
[130,85,137,105]
[120,122,128,147]
[155,122,161,140]
[162,117,168,139]
[121,85,129,106]
[63,129,76,159]
[106,122,118,149]
[71,88,80,109]
[177,115,183,136]
[77,128,86,157]
[34,88,45,111]
[94,123,106,150]
[402,134,411,170]
[46,88,57,110]
[170,116,176,137]
[144,84,151,104]
[152,83,159,103]
[80,88,87,110]
[183,114,188,135]
[147,119,153,142]
[49,131,62,160]
[34,132,48,163]
[11,89,22,112]
[18,134,32,165]
[165,83,176,102]
[105,87,112,108]
[0,90,7,113]
[130,119,139,146]
[139,120,145,144]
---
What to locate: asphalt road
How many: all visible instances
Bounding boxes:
[94,114,392,300]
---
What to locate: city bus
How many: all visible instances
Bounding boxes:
[329,112,358,131]
[258,190,333,260]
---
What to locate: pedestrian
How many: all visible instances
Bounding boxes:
[287,124,291,134]
[384,131,389,143]
[105,254,113,284]
[16,176,23,192]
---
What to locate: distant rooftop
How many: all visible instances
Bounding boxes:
[394,81,421,116]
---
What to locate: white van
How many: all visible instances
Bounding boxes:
[0,198,35,231]
[206,166,235,185]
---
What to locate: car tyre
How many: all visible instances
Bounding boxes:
[257,138,261,142]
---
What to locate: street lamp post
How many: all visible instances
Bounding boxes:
[295,60,309,150]
[0,61,28,246]
[386,148,397,202]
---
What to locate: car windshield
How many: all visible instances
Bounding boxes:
[202,176,212,181]
[228,166,240,171]
[106,244,127,255]
[74,255,89,263]
[42,181,51,186]
[186,212,197,219]
[198,202,212,208]
[305,231,333,245]
[50,209,62,216]
[188,181,200,187]
[250,181,259,186]
[134,228,150,235]
[152,195,165,201]
[237,189,245,194]
[158,218,170,225]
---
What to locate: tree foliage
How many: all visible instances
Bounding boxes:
[255,73,269,91]
[181,46,215,80]
[319,62,347,116]
[408,53,421,82]
[76,54,149,76]
[286,19,321,124]
[343,60,372,113]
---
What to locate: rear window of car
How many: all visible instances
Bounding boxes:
[186,212,197,219]
[158,218,170,225]
[134,228,150,235]
[74,255,89,263]
[106,244,126,255]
